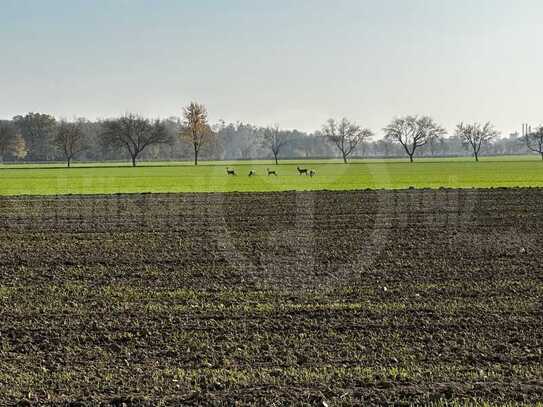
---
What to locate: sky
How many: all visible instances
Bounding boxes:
[1,0,542,136]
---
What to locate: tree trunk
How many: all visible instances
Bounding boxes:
[132,155,137,167]
[343,153,347,164]
[403,144,414,163]
[540,152,543,160]
[474,151,479,162]
[274,153,278,165]
[67,158,71,168]
[194,149,198,166]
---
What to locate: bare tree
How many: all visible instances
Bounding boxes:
[0,121,17,162]
[181,102,214,165]
[53,120,87,167]
[384,115,445,162]
[262,125,289,165]
[322,118,373,163]
[455,122,498,162]
[101,114,171,167]
[525,126,543,160]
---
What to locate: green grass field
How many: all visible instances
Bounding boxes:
[0,156,541,195]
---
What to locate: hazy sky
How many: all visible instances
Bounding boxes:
[1,0,542,135]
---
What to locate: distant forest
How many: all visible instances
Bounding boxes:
[0,107,539,166]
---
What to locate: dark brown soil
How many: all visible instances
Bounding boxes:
[0,188,541,405]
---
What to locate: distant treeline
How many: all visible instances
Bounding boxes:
[0,104,541,166]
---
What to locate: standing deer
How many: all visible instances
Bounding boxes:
[226,168,236,176]
[248,169,256,176]
[297,166,308,175]
[266,168,277,176]
[309,169,316,177]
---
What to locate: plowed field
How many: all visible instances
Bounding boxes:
[0,189,542,405]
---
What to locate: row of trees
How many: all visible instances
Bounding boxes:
[0,104,212,167]
[262,115,535,164]
[1,104,542,166]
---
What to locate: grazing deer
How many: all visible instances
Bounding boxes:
[226,168,236,176]
[297,166,308,175]
[266,168,277,176]
[248,169,256,177]
[309,169,316,177]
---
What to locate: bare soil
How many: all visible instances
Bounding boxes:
[0,188,541,405]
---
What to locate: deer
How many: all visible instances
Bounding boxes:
[297,166,308,175]
[248,169,256,177]
[226,168,236,176]
[266,168,277,176]
[309,169,316,177]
